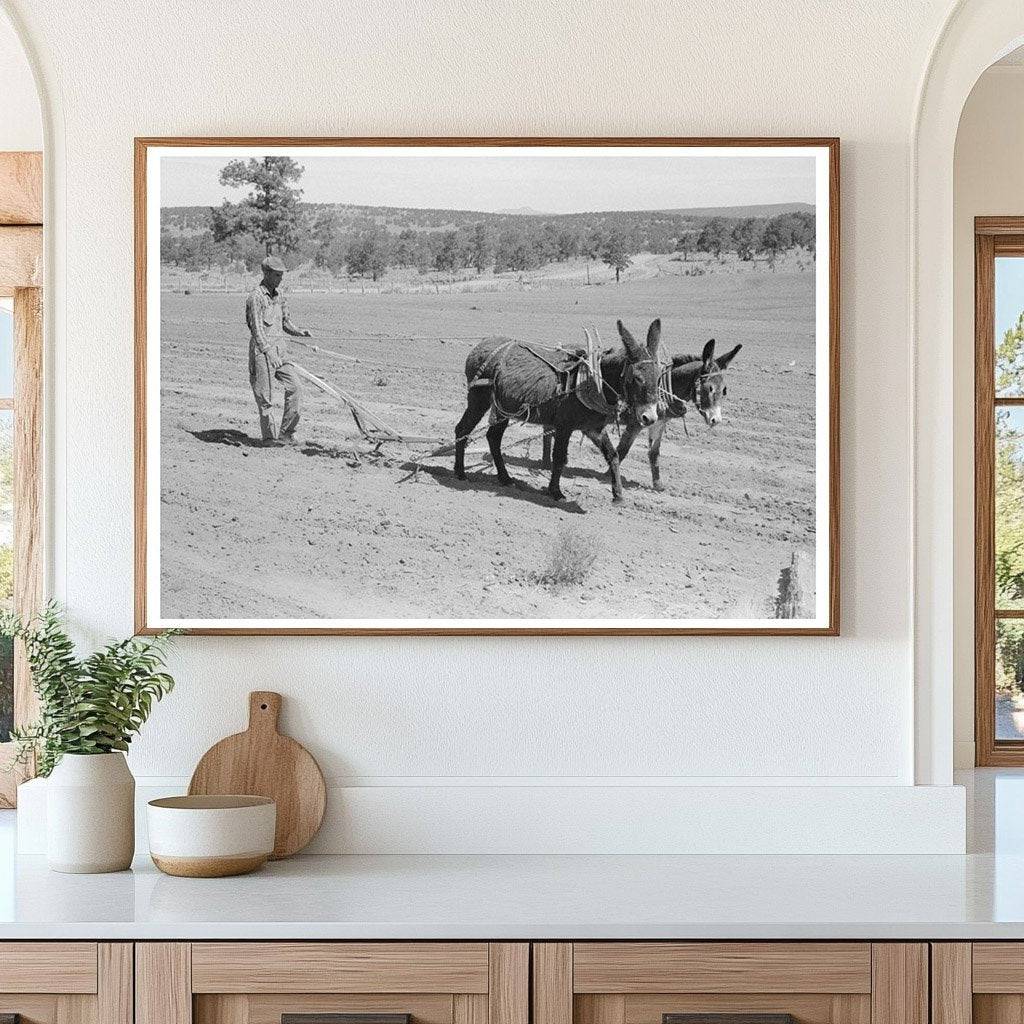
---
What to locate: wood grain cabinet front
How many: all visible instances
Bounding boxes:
[931,943,1024,1024]
[136,943,529,1024]
[533,944,929,1024]
[0,943,132,1024]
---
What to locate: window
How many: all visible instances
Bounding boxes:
[0,288,41,806]
[976,220,1024,764]
[0,300,11,745]
[0,151,43,806]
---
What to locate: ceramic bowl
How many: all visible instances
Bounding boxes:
[147,795,276,877]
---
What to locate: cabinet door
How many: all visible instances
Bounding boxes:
[0,942,132,1024]
[137,943,528,1024]
[534,944,927,1024]
[936,943,1024,1024]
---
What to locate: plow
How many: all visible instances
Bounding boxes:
[293,357,554,478]
[286,325,613,470]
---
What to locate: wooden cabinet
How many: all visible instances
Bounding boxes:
[0,938,951,1024]
[931,943,1024,1024]
[533,944,928,1024]
[0,943,132,1024]
[136,943,528,1024]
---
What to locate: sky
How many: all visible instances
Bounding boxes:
[997,256,1024,341]
[0,304,12,398]
[159,148,819,213]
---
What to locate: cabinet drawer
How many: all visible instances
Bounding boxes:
[0,942,98,993]
[139,942,528,1024]
[934,942,1024,1024]
[191,943,490,993]
[534,944,925,1024]
[0,943,130,1024]
[973,943,1024,992]
[572,944,872,994]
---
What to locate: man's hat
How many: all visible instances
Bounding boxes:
[261,255,286,274]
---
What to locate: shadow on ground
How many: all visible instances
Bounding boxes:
[405,462,587,513]
[189,428,266,448]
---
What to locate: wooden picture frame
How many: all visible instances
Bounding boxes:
[135,137,840,636]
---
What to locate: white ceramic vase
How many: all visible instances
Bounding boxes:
[46,752,135,873]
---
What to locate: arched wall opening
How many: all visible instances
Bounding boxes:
[0,6,41,151]
[914,0,1024,784]
[952,46,1024,768]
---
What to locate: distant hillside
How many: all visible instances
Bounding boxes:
[162,200,814,229]
[159,200,815,276]
[496,206,547,216]
[664,202,815,218]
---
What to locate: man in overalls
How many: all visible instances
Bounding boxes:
[245,255,312,444]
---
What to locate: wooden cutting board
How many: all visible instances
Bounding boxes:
[188,691,326,859]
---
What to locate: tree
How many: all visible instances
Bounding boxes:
[760,212,816,260]
[998,310,1024,395]
[534,222,560,265]
[996,313,1024,615]
[393,228,418,267]
[556,228,580,262]
[731,218,763,261]
[581,228,604,285]
[434,231,463,275]
[601,230,632,283]
[311,208,338,269]
[159,230,181,265]
[646,223,675,255]
[789,210,816,251]
[696,217,731,260]
[674,229,697,262]
[494,229,534,274]
[467,223,491,274]
[212,156,304,256]
[346,232,388,281]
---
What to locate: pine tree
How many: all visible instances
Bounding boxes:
[600,230,632,283]
[212,156,304,256]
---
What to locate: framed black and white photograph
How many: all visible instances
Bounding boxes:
[135,137,839,635]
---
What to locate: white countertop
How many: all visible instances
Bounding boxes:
[1,849,1023,940]
[1,770,1021,941]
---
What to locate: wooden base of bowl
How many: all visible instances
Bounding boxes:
[151,853,268,878]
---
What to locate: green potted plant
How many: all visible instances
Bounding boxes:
[2,603,177,873]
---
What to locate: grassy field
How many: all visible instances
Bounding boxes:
[157,262,818,622]
[163,249,814,296]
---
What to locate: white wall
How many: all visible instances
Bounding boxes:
[952,65,1024,767]
[0,0,972,851]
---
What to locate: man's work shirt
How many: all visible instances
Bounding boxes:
[245,282,295,359]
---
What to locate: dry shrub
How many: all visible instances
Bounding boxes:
[535,524,601,588]
[774,549,815,619]
[728,548,816,621]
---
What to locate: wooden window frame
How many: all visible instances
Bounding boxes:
[975,217,1024,765]
[0,151,43,806]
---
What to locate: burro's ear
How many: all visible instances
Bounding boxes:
[646,318,662,361]
[617,319,644,362]
[718,343,742,369]
[701,338,716,370]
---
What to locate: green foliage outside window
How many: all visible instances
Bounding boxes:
[995,315,1024,694]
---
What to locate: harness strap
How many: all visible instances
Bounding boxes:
[518,342,585,377]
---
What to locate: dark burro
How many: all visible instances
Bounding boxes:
[454,320,663,503]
